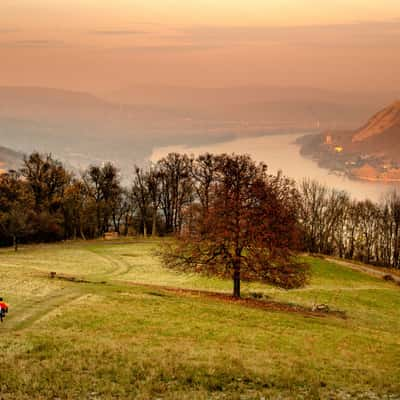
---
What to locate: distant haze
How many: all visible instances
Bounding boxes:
[1,1,400,199]
[1,2,400,93]
[0,85,396,173]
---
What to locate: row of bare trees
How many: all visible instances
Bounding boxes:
[0,152,210,248]
[299,180,400,268]
[1,151,400,271]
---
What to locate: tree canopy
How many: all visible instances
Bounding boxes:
[163,154,308,297]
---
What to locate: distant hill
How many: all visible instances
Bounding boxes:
[349,101,400,161]
[352,101,400,142]
[0,86,223,170]
[0,145,23,173]
[299,100,400,182]
[1,85,398,173]
[104,85,398,130]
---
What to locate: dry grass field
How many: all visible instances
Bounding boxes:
[0,239,400,399]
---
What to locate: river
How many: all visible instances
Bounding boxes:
[150,133,400,202]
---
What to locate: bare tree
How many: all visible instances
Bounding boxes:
[164,154,307,298]
[0,171,35,251]
[83,163,121,236]
[146,165,162,237]
[132,166,150,237]
[157,153,193,234]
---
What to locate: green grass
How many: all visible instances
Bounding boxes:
[0,239,400,399]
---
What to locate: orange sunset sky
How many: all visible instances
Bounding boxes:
[2,1,400,92]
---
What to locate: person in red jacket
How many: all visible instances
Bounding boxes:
[0,297,9,322]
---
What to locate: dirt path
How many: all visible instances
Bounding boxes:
[0,289,83,332]
[87,250,131,277]
[324,256,400,284]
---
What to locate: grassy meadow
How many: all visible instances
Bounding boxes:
[0,238,400,399]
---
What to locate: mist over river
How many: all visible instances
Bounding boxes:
[150,133,400,202]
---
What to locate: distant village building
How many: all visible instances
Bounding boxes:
[103,232,120,240]
[325,135,333,145]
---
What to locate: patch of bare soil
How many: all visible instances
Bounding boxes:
[35,271,107,285]
[121,281,347,319]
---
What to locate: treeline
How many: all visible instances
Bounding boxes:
[1,151,400,270]
[0,152,194,248]
[299,180,400,269]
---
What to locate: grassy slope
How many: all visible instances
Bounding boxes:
[0,239,399,399]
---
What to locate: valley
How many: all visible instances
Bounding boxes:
[0,86,396,173]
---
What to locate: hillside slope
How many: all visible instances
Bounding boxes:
[0,239,399,399]
[350,100,400,161]
[352,100,400,142]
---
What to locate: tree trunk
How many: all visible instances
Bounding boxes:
[152,210,157,237]
[143,221,147,238]
[13,235,18,252]
[233,263,241,298]
[73,226,77,241]
[80,223,86,240]
[124,215,129,236]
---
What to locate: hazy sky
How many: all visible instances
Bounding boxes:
[2,1,400,92]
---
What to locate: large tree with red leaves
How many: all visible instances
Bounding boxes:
[164,154,308,298]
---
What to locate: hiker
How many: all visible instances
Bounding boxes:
[0,297,9,322]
